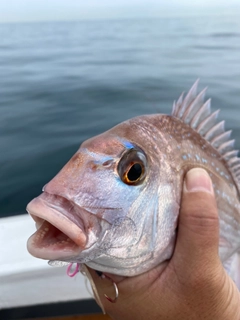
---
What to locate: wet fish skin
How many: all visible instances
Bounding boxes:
[27,82,240,285]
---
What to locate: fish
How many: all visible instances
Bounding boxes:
[27,80,240,288]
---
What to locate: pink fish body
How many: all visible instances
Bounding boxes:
[27,81,240,287]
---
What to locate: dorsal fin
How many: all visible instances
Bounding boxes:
[171,80,240,186]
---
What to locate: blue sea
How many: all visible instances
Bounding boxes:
[1,13,240,217]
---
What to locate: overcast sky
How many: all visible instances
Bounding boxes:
[0,0,239,23]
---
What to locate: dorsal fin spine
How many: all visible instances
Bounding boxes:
[171,80,239,187]
[211,130,231,149]
[190,98,211,129]
[223,150,239,161]
[204,119,224,141]
[182,87,207,123]
[197,110,220,136]
[218,139,235,155]
[172,93,184,117]
[177,80,199,118]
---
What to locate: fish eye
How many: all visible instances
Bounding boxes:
[118,149,147,185]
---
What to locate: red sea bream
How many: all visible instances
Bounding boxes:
[27,81,240,288]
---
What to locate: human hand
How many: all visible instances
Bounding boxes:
[86,168,240,320]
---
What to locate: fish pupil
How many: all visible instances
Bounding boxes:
[127,163,142,181]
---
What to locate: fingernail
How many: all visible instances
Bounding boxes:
[184,168,214,194]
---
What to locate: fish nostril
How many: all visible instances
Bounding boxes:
[102,160,113,167]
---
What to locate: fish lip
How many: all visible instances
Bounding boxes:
[42,192,87,232]
[26,192,90,259]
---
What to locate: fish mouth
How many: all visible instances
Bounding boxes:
[27,192,95,261]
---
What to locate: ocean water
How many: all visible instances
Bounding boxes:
[0,13,240,217]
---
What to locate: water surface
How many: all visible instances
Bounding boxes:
[0,14,240,217]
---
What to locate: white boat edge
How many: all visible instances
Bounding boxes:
[0,214,91,309]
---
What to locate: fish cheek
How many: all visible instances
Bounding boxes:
[99,217,138,249]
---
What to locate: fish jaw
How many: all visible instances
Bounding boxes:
[26,193,93,261]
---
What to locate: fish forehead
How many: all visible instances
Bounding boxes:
[81,132,126,158]
[58,131,134,176]
[80,116,156,156]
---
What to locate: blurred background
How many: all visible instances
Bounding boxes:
[0,1,240,319]
[0,0,240,218]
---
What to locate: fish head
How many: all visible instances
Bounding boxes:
[27,116,179,275]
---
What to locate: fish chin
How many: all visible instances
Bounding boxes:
[26,193,99,261]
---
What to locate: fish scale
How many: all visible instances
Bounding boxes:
[27,81,240,289]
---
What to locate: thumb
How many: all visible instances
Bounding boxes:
[173,168,220,274]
